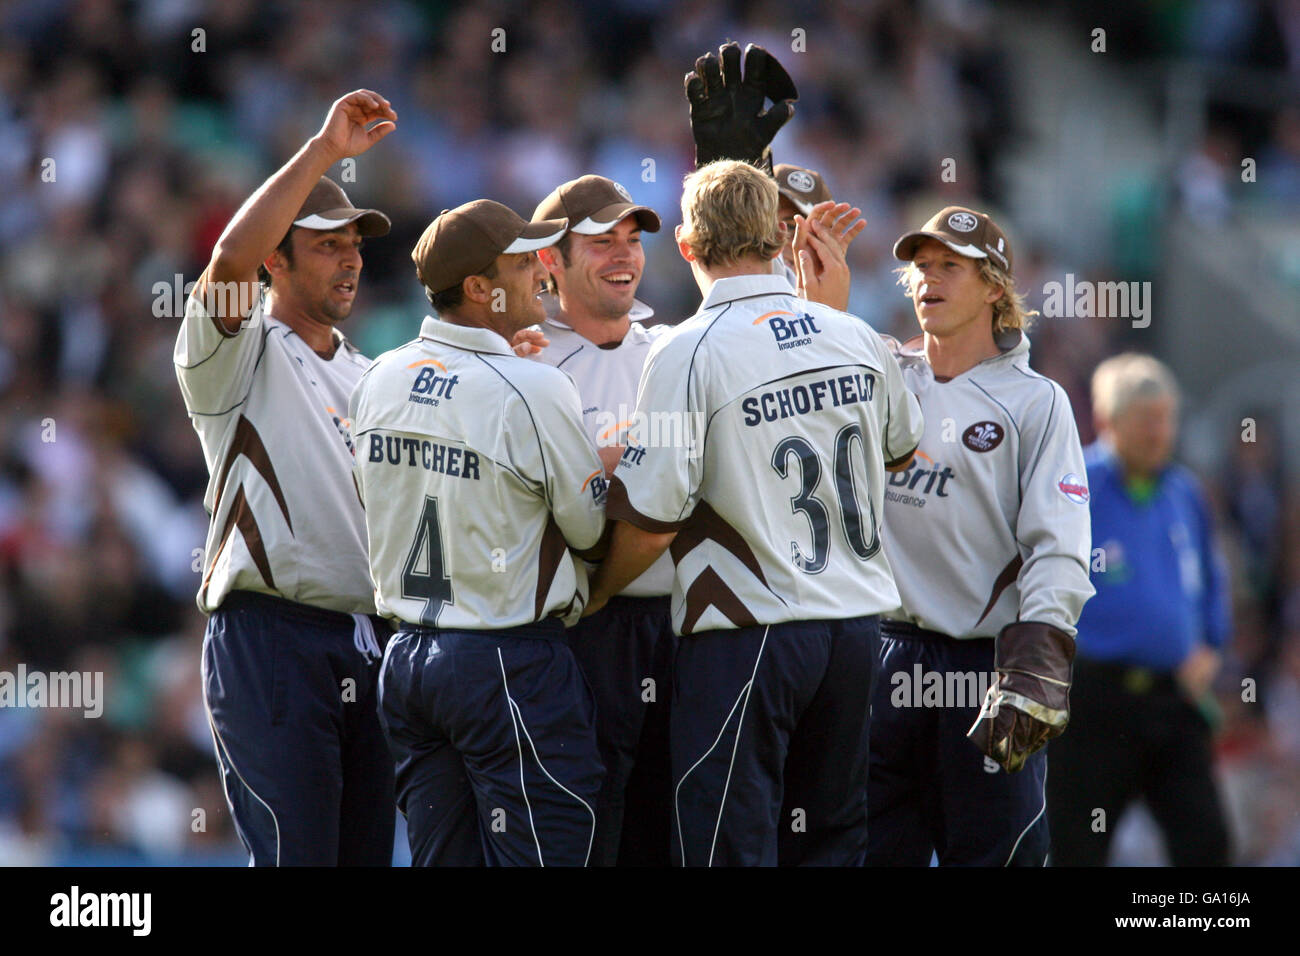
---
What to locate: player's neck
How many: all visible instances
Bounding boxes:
[266,292,338,357]
[923,320,1000,380]
[555,300,631,347]
[693,256,776,296]
[439,305,518,347]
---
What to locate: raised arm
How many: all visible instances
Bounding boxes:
[200,89,397,329]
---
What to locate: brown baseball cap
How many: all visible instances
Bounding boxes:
[293,177,391,236]
[412,200,568,294]
[774,164,833,216]
[893,205,1013,273]
[533,175,660,235]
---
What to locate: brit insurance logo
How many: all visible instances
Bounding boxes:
[407,358,460,407]
[754,309,822,351]
[1058,473,1090,504]
[962,421,1004,453]
[885,449,954,509]
[948,211,978,232]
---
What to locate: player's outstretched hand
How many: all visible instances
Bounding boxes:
[685,42,797,172]
[794,201,865,312]
[511,327,549,357]
[314,90,397,163]
[967,622,1075,772]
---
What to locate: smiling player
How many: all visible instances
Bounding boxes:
[519,175,678,866]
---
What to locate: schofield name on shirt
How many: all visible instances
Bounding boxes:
[368,434,481,480]
[741,372,876,426]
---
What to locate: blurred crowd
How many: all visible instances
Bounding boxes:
[0,0,1295,864]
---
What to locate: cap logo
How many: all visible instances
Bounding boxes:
[787,171,816,193]
[948,212,978,232]
[613,181,633,202]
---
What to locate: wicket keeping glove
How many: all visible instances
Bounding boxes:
[685,41,798,173]
[967,622,1075,773]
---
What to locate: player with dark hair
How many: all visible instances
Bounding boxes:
[521,175,677,866]
[175,90,398,866]
[352,199,608,866]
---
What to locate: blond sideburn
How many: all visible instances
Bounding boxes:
[895,256,1038,334]
[679,161,784,268]
[1091,352,1180,423]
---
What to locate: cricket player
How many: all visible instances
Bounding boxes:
[352,199,607,867]
[523,174,677,866]
[774,163,834,274]
[866,207,1095,866]
[586,160,924,866]
[174,90,398,865]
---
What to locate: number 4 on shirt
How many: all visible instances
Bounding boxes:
[402,496,454,626]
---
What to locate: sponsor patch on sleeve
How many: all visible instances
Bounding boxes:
[1057,473,1090,504]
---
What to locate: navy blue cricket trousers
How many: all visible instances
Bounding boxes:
[379,620,604,867]
[566,594,676,866]
[671,615,878,867]
[202,590,396,866]
[866,621,1049,867]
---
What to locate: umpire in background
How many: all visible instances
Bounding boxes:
[1047,353,1232,866]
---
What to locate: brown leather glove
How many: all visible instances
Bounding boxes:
[967,622,1075,773]
[684,41,798,173]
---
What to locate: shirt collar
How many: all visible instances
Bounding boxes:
[700,271,796,311]
[419,314,514,356]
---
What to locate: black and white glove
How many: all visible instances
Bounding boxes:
[684,41,798,173]
[967,622,1075,773]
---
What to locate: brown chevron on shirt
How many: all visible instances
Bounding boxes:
[974,553,1024,628]
[669,499,772,590]
[214,415,293,534]
[681,565,759,634]
[200,483,276,604]
[535,515,568,621]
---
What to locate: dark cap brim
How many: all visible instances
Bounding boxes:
[294,207,392,237]
[776,188,815,217]
[503,217,568,253]
[568,203,661,235]
[892,230,987,263]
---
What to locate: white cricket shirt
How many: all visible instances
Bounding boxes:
[609,272,924,635]
[530,310,674,597]
[174,289,374,615]
[880,331,1095,638]
[349,316,607,630]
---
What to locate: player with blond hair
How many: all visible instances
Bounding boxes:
[866,206,1094,866]
[587,160,922,866]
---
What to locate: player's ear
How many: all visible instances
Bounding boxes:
[537,245,559,274]
[462,273,492,304]
[675,224,696,263]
